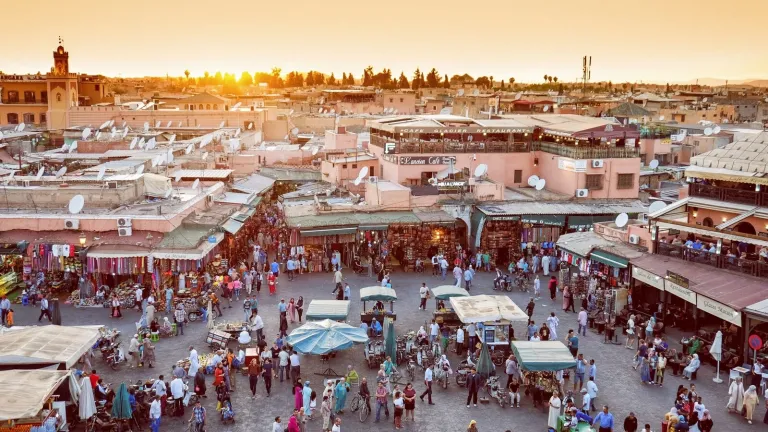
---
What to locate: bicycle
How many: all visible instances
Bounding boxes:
[349,393,370,422]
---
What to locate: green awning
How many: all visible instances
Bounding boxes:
[590,250,628,268]
[359,225,388,231]
[360,286,397,302]
[567,215,615,230]
[431,285,470,300]
[510,341,577,371]
[521,215,566,226]
[300,227,358,237]
[306,300,351,320]
[222,219,244,235]
[247,196,262,208]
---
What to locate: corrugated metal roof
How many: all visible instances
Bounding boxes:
[215,192,255,205]
[232,173,276,195]
[478,200,647,216]
[286,211,421,228]
[173,169,233,179]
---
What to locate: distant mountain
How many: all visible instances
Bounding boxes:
[680,77,768,87]
[742,79,768,88]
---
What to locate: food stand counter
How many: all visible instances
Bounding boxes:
[450,295,529,362]
[431,285,469,328]
[360,286,397,324]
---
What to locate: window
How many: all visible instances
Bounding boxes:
[95,84,100,91]
[41,91,47,103]
[40,113,47,124]
[342,164,348,168]
[352,164,358,169]
[206,104,211,110]
[617,173,634,189]
[513,170,522,183]
[199,104,203,110]
[6,113,19,124]
[389,98,394,103]
[702,217,714,227]
[56,93,62,102]
[399,98,404,103]
[23,113,34,124]
[7,91,19,103]
[585,174,603,190]
[24,91,35,103]
[213,104,218,110]
[370,166,375,176]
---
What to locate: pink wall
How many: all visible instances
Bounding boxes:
[324,130,357,150]
[66,106,266,130]
[688,208,768,235]
[380,93,417,114]
[534,153,640,199]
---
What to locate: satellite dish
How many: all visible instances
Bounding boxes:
[55,167,67,179]
[358,166,369,179]
[289,109,294,115]
[166,121,173,128]
[353,177,361,186]
[474,163,488,177]
[248,122,254,130]
[185,144,194,155]
[284,135,289,140]
[542,105,550,112]
[311,147,319,156]
[202,152,209,160]
[175,173,182,183]
[535,178,546,191]
[704,127,713,136]
[702,97,708,103]
[177,121,183,127]
[151,156,159,167]
[143,122,149,132]
[192,179,200,189]
[95,131,102,140]
[232,102,242,110]
[155,121,161,128]
[713,126,721,134]
[109,120,115,128]
[615,212,629,228]
[235,128,241,137]
[137,137,145,147]
[164,188,172,198]
[122,128,129,138]
[458,89,465,96]
[122,121,127,128]
[167,149,174,163]
[648,201,666,214]
[136,165,145,175]
[147,138,156,149]
[200,137,209,148]
[97,166,106,181]
[219,121,225,128]
[649,159,659,169]
[168,134,176,146]
[111,126,117,134]
[659,115,665,121]
[69,141,78,153]
[428,177,438,185]
[35,167,45,180]
[291,127,299,135]
[527,175,540,187]
[82,128,91,140]
[68,195,85,214]
[99,121,110,130]
[16,122,26,132]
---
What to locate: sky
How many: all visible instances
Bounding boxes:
[2,0,766,84]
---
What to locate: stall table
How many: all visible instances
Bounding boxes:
[431,285,469,328]
[557,416,592,432]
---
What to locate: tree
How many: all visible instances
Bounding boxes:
[213,71,223,85]
[285,72,303,87]
[327,73,337,86]
[412,68,422,90]
[270,67,283,88]
[347,72,355,85]
[426,68,440,88]
[239,71,253,86]
[665,82,670,94]
[202,71,210,86]
[398,72,410,89]
[543,74,548,83]
[490,76,494,89]
[313,72,325,85]
[342,73,347,84]
[450,74,474,85]
[553,76,558,83]
[362,66,374,86]
[509,77,515,87]
[475,76,491,88]
[306,70,315,86]
[184,70,190,80]
[443,74,450,88]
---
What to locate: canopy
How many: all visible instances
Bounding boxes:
[0,370,70,421]
[510,341,577,371]
[0,325,101,369]
[306,300,351,321]
[286,319,369,355]
[449,295,528,324]
[476,343,495,379]
[431,285,469,300]
[384,319,397,361]
[360,286,397,302]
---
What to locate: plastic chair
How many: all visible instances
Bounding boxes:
[171,323,177,335]
[150,332,160,342]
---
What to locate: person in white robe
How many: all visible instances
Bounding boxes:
[727,376,745,412]
[547,392,562,429]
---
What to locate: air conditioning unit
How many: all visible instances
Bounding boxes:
[629,234,640,244]
[117,217,132,227]
[592,160,604,168]
[64,219,79,229]
[107,182,118,189]
[118,227,133,237]
[575,189,589,198]
[368,176,379,184]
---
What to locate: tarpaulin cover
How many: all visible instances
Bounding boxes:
[0,325,101,369]
[305,300,351,321]
[384,319,397,361]
[360,286,397,302]
[286,319,369,355]
[449,295,528,323]
[430,285,469,300]
[0,369,70,420]
[143,173,172,198]
[510,341,577,371]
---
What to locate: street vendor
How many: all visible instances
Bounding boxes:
[371,318,383,336]
[238,328,252,346]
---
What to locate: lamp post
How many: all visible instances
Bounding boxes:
[79,232,87,247]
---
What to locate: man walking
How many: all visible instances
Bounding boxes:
[286,256,295,281]
[456,326,465,356]
[174,303,187,336]
[463,266,474,291]
[548,276,558,301]
[149,395,162,432]
[505,355,519,389]
[466,368,480,407]
[375,381,390,422]
[419,364,434,404]
[38,295,52,322]
[170,375,185,417]
[586,377,598,412]
[453,265,462,287]
[592,405,614,432]
[0,295,10,326]
[164,286,174,314]
[431,254,439,276]
[289,350,301,383]
[547,312,560,340]
[419,283,429,311]
[189,400,206,432]
[440,256,448,280]
[578,307,588,336]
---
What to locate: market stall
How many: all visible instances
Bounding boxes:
[0,325,102,370]
[360,286,397,324]
[450,295,529,363]
[286,318,368,376]
[0,369,71,429]
[305,300,351,322]
[431,285,469,328]
[0,242,24,297]
[87,245,151,287]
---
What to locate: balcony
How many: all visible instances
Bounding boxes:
[689,183,768,207]
[531,141,641,159]
[656,242,768,280]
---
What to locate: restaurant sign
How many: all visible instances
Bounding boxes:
[381,154,398,164]
[632,266,664,290]
[435,181,467,189]
[399,156,457,165]
[557,158,588,172]
[697,296,741,326]
[666,271,689,288]
[664,278,696,304]
[398,127,529,134]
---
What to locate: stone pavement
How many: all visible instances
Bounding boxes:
[10,269,760,431]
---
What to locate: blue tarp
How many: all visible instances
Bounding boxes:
[286,319,369,355]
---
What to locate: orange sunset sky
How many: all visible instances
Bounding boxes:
[2,0,766,84]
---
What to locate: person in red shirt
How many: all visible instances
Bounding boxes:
[89,369,100,389]
[268,272,277,295]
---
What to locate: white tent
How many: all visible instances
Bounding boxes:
[0,369,70,421]
[0,325,101,369]
[449,295,529,324]
[143,173,172,198]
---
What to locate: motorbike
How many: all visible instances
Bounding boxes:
[485,376,508,407]
[493,273,513,292]
[433,360,451,389]
[454,356,476,387]
[101,342,125,370]
[352,259,366,275]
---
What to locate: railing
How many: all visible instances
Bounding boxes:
[689,183,768,207]
[532,141,641,159]
[656,242,768,280]
[370,135,529,153]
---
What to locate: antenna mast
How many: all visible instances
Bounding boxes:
[581,55,592,93]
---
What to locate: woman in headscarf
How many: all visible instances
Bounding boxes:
[675,414,689,431]
[323,379,335,409]
[296,296,304,323]
[297,407,306,432]
[194,369,207,398]
[547,391,561,430]
[682,354,700,380]
[288,298,297,323]
[467,419,478,432]
[334,378,348,414]
[286,411,300,432]
[727,376,745,412]
[743,385,759,424]
[213,363,225,387]
[639,349,652,384]
[562,286,571,312]
[141,337,155,368]
[302,381,312,417]
[698,410,713,432]
[294,379,304,410]
[665,407,679,432]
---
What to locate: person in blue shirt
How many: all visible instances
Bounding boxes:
[343,283,351,300]
[270,260,280,277]
[592,405,614,432]
[371,319,382,336]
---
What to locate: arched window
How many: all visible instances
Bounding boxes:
[199,104,204,110]
[206,104,211,110]
[702,217,713,227]
[213,104,218,110]
[56,93,62,102]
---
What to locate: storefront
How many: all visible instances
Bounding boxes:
[473,213,521,266]
[520,215,565,246]
[87,245,151,287]
[151,232,225,292]
[629,265,665,315]
[298,227,357,269]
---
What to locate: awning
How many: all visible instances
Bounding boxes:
[300,227,357,237]
[222,219,244,235]
[568,215,615,230]
[590,250,628,268]
[510,341,577,371]
[151,232,224,260]
[87,247,149,259]
[0,325,102,369]
[631,266,664,291]
[306,300,351,321]
[521,215,566,226]
[360,286,397,302]
[449,295,529,323]
[431,285,470,300]
[655,220,768,248]
[359,225,388,231]
[0,370,70,421]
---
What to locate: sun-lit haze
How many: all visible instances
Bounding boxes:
[2,0,767,83]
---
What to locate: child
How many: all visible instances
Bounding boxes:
[6,309,14,327]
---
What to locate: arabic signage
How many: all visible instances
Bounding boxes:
[558,158,588,172]
[664,278,696,304]
[632,266,664,290]
[399,156,457,165]
[397,127,529,134]
[697,296,741,326]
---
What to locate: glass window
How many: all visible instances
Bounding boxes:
[6,113,19,124]
[7,91,19,103]
[23,113,35,123]
[41,91,48,103]
[617,173,634,189]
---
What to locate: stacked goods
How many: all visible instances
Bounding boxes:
[387,225,458,266]
[480,220,521,263]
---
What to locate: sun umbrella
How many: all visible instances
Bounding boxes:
[111,382,132,420]
[206,299,214,330]
[51,300,62,325]
[286,319,368,355]
[476,342,494,379]
[78,377,96,420]
[384,318,397,362]
[710,330,723,383]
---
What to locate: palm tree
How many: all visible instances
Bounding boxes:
[553,77,558,83]
[490,76,494,89]
[509,78,515,88]
[543,74,548,83]
[548,76,553,84]
[184,70,190,80]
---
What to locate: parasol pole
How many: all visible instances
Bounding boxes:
[714,359,722,384]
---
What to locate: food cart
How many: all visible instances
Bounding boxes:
[450,295,529,365]
[360,286,397,324]
[431,285,469,328]
[306,300,351,322]
[205,329,232,351]
[509,341,578,432]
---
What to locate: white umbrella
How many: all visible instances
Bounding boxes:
[78,376,97,420]
[710,330,723,383]
[207,299,214,330]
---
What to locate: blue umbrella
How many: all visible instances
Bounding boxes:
[286,319,368,355]
[111,382,132,420]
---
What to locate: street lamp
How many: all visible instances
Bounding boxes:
[79,232,87,247]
